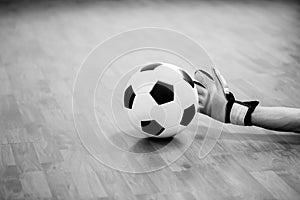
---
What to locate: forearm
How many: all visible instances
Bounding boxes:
[252,106,300,133]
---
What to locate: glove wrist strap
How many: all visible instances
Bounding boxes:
[225,92,259,126]
[225,92,235,124]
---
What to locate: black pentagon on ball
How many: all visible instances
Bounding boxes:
[150,81,174,105]
[179,69,194,88]
[124,85,136,109]
[180,104,196,126]
[141,120,165,136]
[140,63,162,72]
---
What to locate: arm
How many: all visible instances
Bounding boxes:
[252,106,300,133]
[194,69,300,133]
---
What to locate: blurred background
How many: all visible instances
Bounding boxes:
[1,0,300,105]
[0,0,300,200]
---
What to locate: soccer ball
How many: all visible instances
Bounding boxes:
[123,62,198,138]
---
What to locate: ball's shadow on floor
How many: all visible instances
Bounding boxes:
[129,135,184,154]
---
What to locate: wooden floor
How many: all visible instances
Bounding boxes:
[1,0,300,199]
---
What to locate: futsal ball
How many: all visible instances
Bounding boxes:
[123,62,198,138]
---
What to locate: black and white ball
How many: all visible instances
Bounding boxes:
[123,62,198,138]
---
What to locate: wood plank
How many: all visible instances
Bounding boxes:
[71,170,107,199]
[252,170,300,200]
[2,128,26,145]
[0,144,15,167]
[0,95,24,130]
[194,163,238,199]
[174,168,223,200]
[276,169,300,195]
[207,154,275,200]
[231,149,300,173]
[0,172,24,200]
[223,125,292,153]
[151,140,193,172]
[34,132,64,168]
[122,173,159,195]
[18,102,45,125]
[58,149,108,199]
[136,192,197,200]
[0,144,24,200]
[147,168,188,193]
[20,171,52,200]
[46,169,77,200]
[11,143,42,173]
[0,67,12,95]
[95,170,134,200]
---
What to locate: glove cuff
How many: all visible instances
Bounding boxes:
[225,92,259,126]
[225,92,235,124]
[230,103,249,125]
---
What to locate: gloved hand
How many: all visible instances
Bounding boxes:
[194,68,259,126]
[194,68,227,123]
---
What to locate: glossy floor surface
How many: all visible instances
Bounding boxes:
[0,0,300,199]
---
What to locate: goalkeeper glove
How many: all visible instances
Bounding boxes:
[194,68,259,126]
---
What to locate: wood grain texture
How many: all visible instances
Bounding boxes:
[0,0,300,199]
[251,170,300,200]
[20,171,52,200]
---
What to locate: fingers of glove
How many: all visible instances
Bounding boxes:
[194,69,215,91]
[195,82,206,96]
[197,89,209,114]
[197,97,208,113]
[197,105,205,113]
[212,67,228,95]
[198,92,207,103]
[193,80,206,89]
